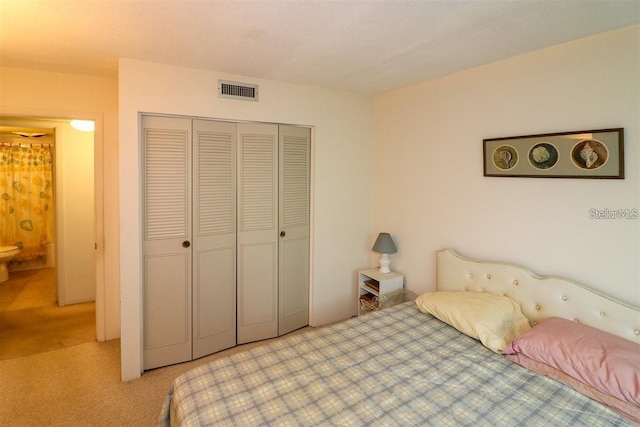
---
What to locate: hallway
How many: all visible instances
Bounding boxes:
[0,268,95,360]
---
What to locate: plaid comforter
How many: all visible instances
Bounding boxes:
[159,302,631,426]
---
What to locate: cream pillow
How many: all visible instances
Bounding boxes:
[415,291,531,352]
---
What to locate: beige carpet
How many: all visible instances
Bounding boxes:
[0,268,95,360]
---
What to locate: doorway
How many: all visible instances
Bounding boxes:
[0,116,99,358]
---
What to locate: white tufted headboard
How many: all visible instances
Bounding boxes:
[436,249,640,344]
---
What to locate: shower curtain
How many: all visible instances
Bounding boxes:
[0,144,54,269]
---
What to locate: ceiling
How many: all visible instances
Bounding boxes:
[1,0,638,95]
[0,119,58,139]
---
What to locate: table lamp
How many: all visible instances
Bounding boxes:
[372,232,397,274]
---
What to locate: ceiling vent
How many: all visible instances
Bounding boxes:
[218,80,259,101]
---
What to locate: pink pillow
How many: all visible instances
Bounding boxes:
[504,317,640,406]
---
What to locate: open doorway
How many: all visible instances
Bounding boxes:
[0,117,97,359]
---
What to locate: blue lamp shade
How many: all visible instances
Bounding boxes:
[372,233,397,274]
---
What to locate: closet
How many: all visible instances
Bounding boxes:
[142,115,310,370]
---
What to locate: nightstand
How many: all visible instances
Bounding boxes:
[358,268,405,315]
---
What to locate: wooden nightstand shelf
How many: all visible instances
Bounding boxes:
[358,268,405,315]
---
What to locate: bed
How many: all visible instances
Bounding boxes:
[159,249,640,426]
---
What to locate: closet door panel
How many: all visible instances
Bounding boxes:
[278,126,311,335]
[193,246,235,356]
[144,253,190,369]
[237,123,279,344]
[142,115,192,370]
[238,242,277,320]
[192,120,237,358]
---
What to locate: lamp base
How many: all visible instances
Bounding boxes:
[378,253,391,274]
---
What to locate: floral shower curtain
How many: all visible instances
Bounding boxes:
[0,144,54,269]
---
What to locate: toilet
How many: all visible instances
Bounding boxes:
[0,246,20,282]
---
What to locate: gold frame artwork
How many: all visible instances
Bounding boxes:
[483,128,624,179]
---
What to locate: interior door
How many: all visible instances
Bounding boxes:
[278,126,311,335]
[236,123,279,344]
[192,119,237,358]
[142,115,192,370]
[56,124,96,306]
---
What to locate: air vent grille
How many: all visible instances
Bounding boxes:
[218,80,258,101]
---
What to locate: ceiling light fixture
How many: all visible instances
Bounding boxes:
[12,132,47,138]
[70,120,95,132]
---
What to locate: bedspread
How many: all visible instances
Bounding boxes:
[159,302,632,426]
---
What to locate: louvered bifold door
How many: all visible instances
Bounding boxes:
[142,115,192,370]
[278,126,311,336]
[237,123,279,344]
[192,120,237,358]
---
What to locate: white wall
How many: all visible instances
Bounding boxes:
[373,26,640,306]
[119,59,374,380]
[0,67,120,340]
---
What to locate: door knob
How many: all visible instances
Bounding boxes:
[280,231,286,237]
[182,240,191,248]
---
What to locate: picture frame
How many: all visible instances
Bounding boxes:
[483,128,624,179]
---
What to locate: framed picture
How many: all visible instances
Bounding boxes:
[483,128,624,179]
